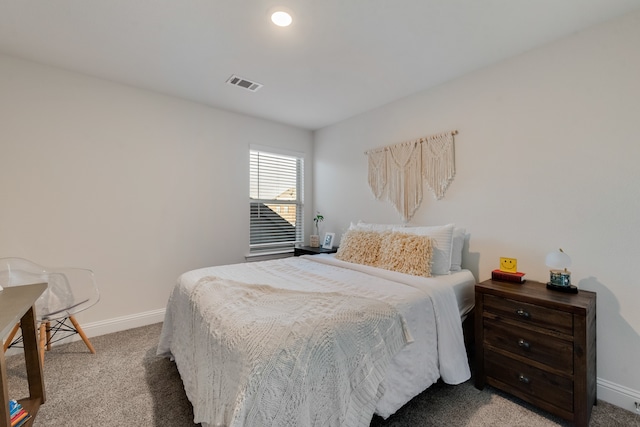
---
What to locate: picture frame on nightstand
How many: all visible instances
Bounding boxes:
[322,232,335,249]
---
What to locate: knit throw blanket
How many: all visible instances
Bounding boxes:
[187,276,411,427]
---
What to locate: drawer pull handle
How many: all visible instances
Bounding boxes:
[518,339,530,350]
[515,308,530,319]
[518,374,530,384]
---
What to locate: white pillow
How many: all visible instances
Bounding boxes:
[394,224,455,275]
[349,221,403,232]
[450,228,466,272]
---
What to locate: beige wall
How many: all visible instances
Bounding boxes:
[314,10,640,410]
[0,54,313,327]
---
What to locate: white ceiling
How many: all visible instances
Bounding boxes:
[1,1,639,130]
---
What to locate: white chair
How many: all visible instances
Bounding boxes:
[0,257,100,361]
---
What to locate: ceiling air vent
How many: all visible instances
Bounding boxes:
[226,74,263,92]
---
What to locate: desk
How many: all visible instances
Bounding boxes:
[0,283,47,427]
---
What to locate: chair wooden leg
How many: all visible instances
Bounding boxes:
[2,323,21,352]
[38,322,46,364]
[45,321,51,351]
[69,315,96,354]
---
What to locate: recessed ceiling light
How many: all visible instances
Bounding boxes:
[271,10,292,27]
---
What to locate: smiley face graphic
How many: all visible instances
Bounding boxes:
[500,257,517,273]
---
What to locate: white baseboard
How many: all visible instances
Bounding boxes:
[4,308,166,357]
[80,308,166,338]
[598,377,640,415]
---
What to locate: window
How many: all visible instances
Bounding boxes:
[249,148,303,254]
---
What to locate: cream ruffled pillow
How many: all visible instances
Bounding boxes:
[377,232,433,277]
[335,230,385,266]
[393,224,454,275]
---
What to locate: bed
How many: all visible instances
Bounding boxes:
[158,223,474,427]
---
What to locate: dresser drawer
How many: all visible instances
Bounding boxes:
[484,318,573,373]
[484,294,573,335]
[486,350,574,411]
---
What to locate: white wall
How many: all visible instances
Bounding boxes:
[0,54,312,328]
[314,11,640,411]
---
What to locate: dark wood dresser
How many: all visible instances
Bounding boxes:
[475,279,596,426]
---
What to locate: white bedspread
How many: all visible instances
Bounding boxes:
[157,255,473,425]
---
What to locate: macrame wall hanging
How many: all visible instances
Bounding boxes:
[365,130,457,222]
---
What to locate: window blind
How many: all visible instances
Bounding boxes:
[250,149,303,253]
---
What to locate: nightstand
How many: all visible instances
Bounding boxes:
[474,279,596,426]
[293,245,338,256]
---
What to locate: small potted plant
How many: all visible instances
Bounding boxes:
[310,212,324,247]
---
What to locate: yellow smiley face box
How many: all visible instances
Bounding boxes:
[500,257,518,273]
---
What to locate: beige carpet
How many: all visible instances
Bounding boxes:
[4,323,639,426]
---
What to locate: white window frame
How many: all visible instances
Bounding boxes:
[249,145,304,255]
